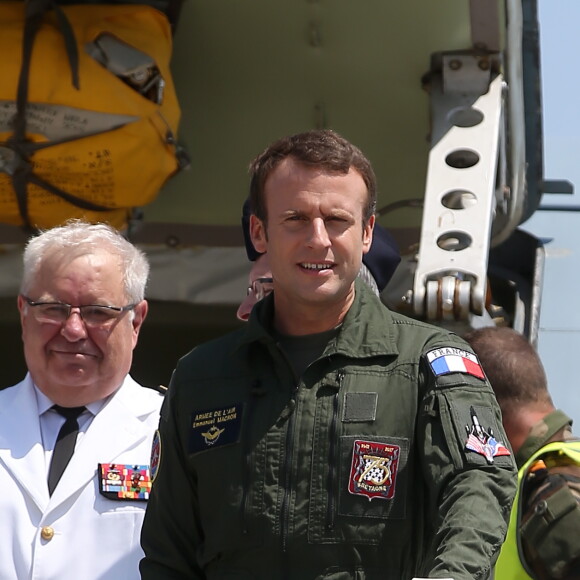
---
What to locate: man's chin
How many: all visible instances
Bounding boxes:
[48,363,97,386]
[303,280,353,301]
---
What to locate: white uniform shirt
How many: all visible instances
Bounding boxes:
[0,373,163,580]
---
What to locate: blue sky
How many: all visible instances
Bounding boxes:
[523,1,580,422]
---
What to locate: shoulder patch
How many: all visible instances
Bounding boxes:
[426,346,485,380]
[150,429,161,482]
[464,407,511,464]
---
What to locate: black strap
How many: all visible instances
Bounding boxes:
[47,405,86,495]
[27,172,114,212]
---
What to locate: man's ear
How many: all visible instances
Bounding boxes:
[17,294,27,337]
[362,214,375,255]
[132,300,148,336]
[17,294,26,321]
[250,214,268,254]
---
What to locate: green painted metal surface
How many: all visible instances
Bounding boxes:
[145,0,475,231]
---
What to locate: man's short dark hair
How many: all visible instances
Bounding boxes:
[463,327,552,412]
[249,129,377,227]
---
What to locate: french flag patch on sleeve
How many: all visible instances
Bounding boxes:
[426,347,485,379]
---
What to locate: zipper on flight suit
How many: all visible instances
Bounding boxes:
[326,370,344,530]
[279,353,337,555]
[280,387,298,554]
[270,340,301,556]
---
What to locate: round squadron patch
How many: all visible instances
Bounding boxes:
[150,429,161,483]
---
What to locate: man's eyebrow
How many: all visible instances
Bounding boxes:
[327,208,353,218]
[279,208,354,219]
[280,209,305,218]
[321,208,356,223]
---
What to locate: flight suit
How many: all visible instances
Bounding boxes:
[141,280,517,580]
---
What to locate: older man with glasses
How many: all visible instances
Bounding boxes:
[0,220,163,580]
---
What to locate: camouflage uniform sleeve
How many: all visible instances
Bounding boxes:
[140,369,206,580]
[520,447,580,578]
[416,341,518,580]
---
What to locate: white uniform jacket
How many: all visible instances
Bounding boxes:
[0,373,163,580]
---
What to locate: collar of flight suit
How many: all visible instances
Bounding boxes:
[239,278,401,361]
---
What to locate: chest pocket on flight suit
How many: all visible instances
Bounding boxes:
[308,370,412,545]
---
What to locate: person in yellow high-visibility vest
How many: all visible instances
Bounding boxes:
[465,327,580,580]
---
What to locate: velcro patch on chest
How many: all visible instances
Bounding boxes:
[98,463,151,501]
[343,392,378,422]
[348,439,400,501]
[188,403,243,454]
[426,346,485,379]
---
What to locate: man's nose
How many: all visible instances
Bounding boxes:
[307,218,331,248]
[60,309,88,340]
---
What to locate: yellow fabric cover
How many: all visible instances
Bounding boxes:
[0,1,181,230]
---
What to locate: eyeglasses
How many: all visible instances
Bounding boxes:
[247,277,274,302]
[22,296,137,328]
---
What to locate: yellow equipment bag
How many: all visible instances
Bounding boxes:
[0,0,184,230]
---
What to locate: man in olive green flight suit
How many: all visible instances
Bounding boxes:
[465,327,580,580]
[140,130,517,580]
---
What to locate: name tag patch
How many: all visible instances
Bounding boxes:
[188,403,243,454]
[98,463,151,501]
[426,347,485,379]
[348,439,400,501]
